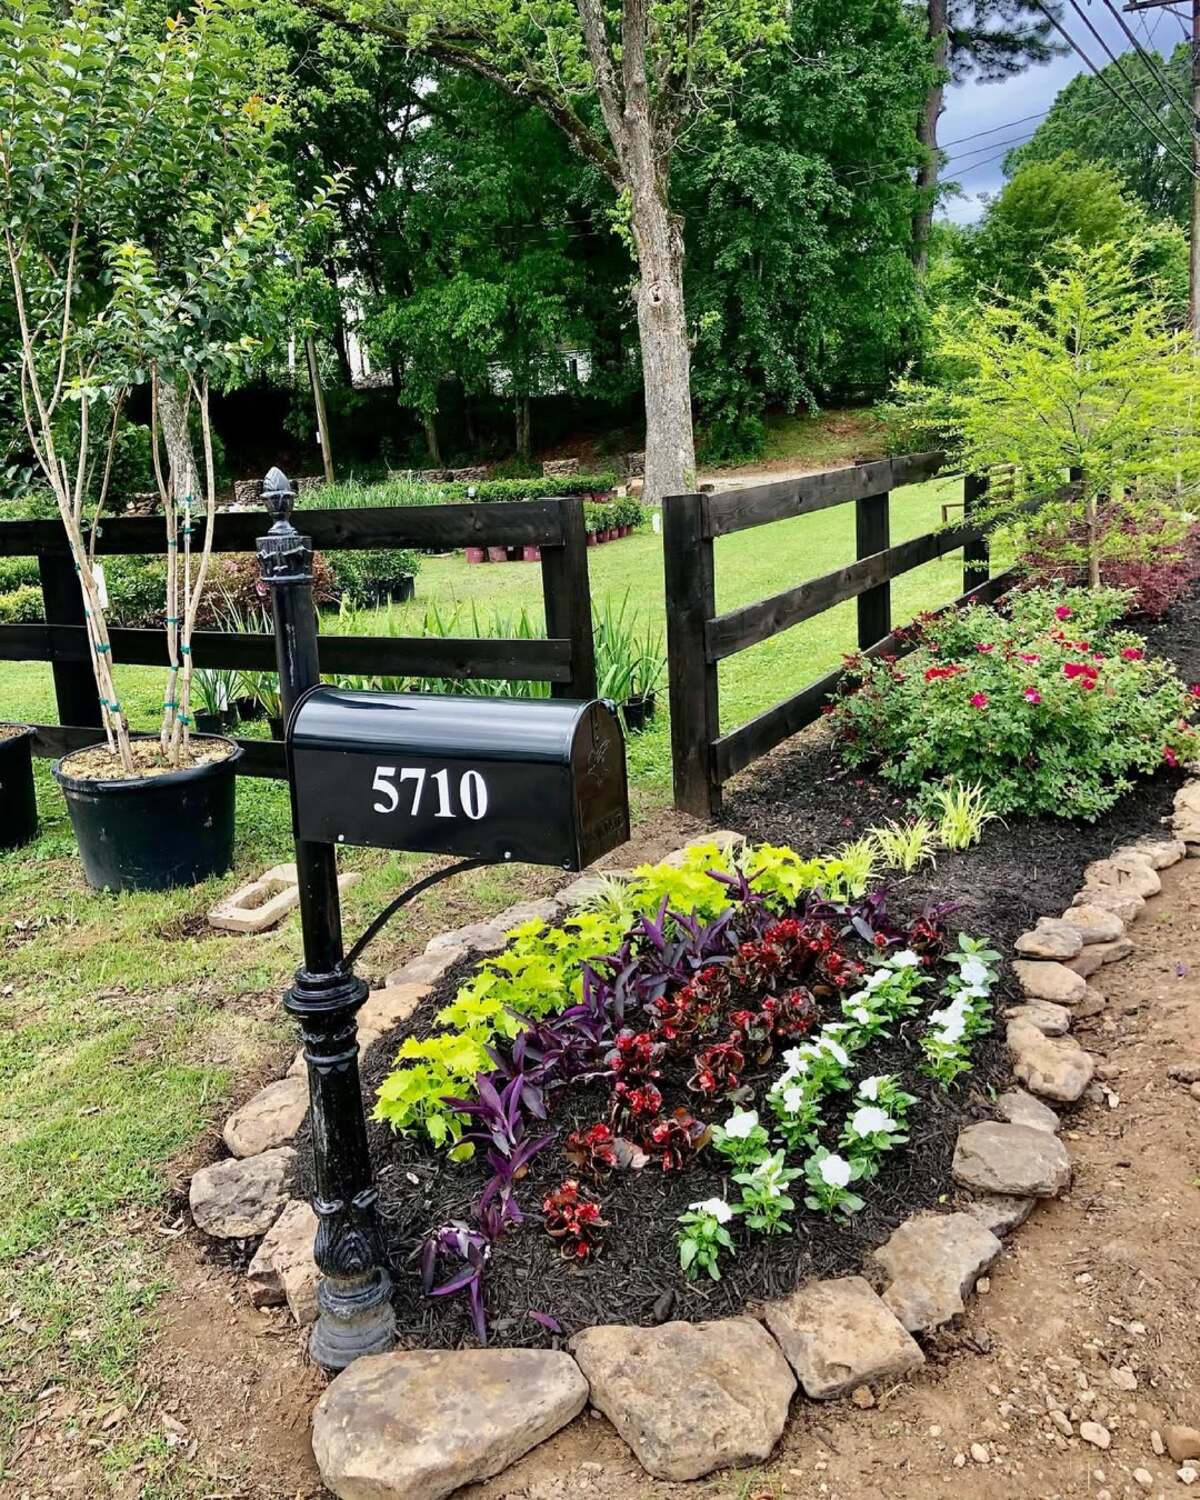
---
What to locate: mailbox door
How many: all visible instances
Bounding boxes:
[290,743,581,866]
[571,701,630,866]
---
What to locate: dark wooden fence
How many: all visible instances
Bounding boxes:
[664,454,1019,817]
[0,495,596,777]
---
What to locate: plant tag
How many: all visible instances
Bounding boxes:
[93,563,108,609]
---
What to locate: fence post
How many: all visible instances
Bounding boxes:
[663,492,721,819]
[854,488,891,649]
[38,550,102,727]
[541,496,597,699]
[963,472,990,594]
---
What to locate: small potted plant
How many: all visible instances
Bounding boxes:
[240,670,285,740]
[623,621,665,733]
[193,667,239,734]
[0,724,38,849]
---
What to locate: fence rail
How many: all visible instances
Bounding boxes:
[664,454,1017,816]
[0,493,596,777]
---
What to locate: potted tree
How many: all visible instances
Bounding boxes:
[1,0,334,890]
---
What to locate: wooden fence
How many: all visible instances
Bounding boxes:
[663,453,1019,817]
[0,495,596,778]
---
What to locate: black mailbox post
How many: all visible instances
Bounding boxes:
[256,468,630,1372]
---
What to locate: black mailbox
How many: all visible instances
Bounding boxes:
[286,687,630,870]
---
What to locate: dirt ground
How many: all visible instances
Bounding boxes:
[13,835,1200,1500]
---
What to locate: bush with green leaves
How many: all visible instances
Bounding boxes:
[327,548,422,607]
[0,584,42,623]
[0,557,39,593]
[833,588,1199,819]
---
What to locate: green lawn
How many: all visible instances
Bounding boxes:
[0,467,998,1491]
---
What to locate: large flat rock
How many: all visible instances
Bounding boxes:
[952,1121,1071,1198]
[1012,960,1087,1005]
[223,1077,309,1159]
[189,1147,295,1239]
[1007,1020,1095,1102]
[869,1212,1001,1333]
[569,1318,795,1481]
[312,1348,588,1500]
[996,1088,1061,1134]
[1060,904,1126,944]
[1014,919,1083,960]
[763,1276,923,1400]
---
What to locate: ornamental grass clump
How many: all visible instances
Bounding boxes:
[833,587,1199,819]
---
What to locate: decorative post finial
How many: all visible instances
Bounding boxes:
[262,466,296,532]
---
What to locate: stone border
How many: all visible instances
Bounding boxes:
[185,810,1194,1500]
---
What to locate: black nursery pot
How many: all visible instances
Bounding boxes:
[268,715,285,741]
[622,691,657,734]
[0,725,38,850]
[234,695,264,723]
[52,734,242,892]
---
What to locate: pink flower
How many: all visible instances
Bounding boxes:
[1191,684,1200,698]
[1121,648,1144,662]
[1023,687,1042,704]
[1063,661,1099,681]
[1018,652,1040,664]
[1080,677,1097,692]
[976,642,995,653]
[970,692,989,708]
[1164,746,1180,768]
[1055,605,1073,620]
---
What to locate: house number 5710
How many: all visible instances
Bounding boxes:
[371,766,489,821]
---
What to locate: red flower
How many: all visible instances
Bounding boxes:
[1191,684,1200,698]
[976,642,995,653]
[1164,745,1180,767]
[1121,648,1144,662]
[1081,678,1097,691]
[1023,687,1042,704]
[924,664,963,682]
[970,692,988,708]
[1055,605,1073,620]
[1063,661,1098,681]
[1018,652,1040,664]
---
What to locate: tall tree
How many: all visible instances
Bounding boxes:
[304,0,789,500]
[1006,42,1191,226]
[912,0,1064,278]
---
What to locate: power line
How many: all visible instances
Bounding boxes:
[1098,0,1197,120]
[1064,0,1194,149]
[1028,0,1200,178]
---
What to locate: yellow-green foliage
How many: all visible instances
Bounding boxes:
[374,840,889,1150]
[373,1030,492,1149]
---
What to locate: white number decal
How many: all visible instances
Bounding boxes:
[372,766,399,814]
[398,767,426,815]
[431,768,454,818]
[460,770,488,820]
[372,764,490,820]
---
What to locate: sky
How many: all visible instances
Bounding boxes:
[936,0,1188,223]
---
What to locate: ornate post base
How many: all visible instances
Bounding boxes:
[285,965,397,1371]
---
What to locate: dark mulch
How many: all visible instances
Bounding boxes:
[291,583,1200,1350]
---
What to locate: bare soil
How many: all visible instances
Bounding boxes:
[0,723,31,740]
[59,734,237,783]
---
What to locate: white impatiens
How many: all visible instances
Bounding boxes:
[688,1197,733,1224]
[817,1152,852,1188]
[849,1105,895,1138]
[920,934,999,1086]
[723,1109,759,1138]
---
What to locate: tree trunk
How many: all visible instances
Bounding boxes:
[157,377,200,502]
[464,391,478,451]
[515,397,531,460]
[627,164,695,503]
[1084,487,1101,589]
[422,412,443,467]
[912,0,949,280]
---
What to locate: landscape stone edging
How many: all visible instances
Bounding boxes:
[186,810,1194,1496]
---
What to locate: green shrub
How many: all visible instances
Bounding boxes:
[103,556,168,626]
[831,588,1199,819]
[0,583,42,622]
[0,556,39,592]
[696,408,767,466]
[328,548,422,606]
[313,473,617,513]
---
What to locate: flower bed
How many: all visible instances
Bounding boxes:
[294,843,1013,1347]
[831,587,1199,820]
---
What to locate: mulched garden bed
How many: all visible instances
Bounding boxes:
[292,583,1200,1352]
